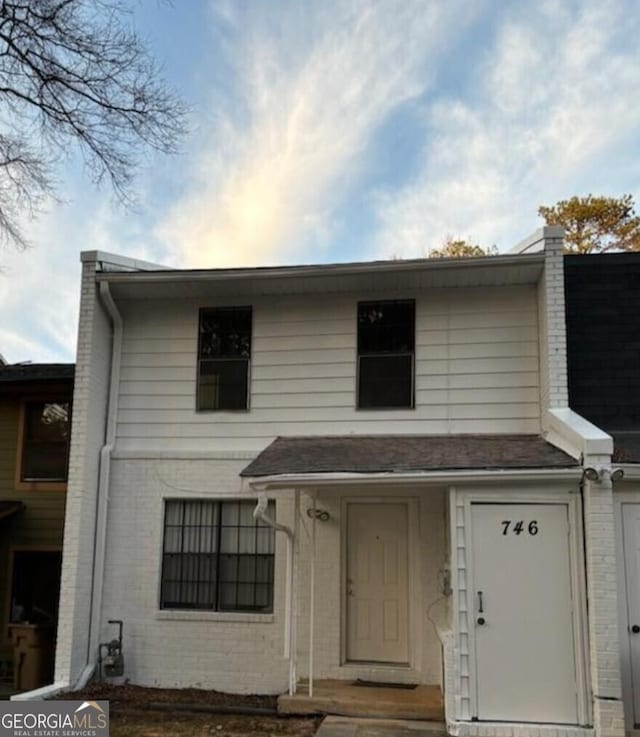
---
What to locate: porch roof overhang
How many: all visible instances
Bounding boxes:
[240,434,581,490]
[0,500,25,521]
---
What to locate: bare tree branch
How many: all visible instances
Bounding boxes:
[0,0,187,249]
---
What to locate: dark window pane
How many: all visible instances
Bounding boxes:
[21,402,70,481]
[358,301,415,354]
[357,300,415,410]
[358,354,413,408]
[199,307,252,359]
[218,581,237,610]
[10,550,62,625]
[197,359,248,410]
[197,307,252,411]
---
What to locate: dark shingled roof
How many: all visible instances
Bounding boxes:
[0,363,74,383]
[240,434,579,477]
[612,433,640,464]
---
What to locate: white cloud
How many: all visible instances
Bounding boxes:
[0,194,163,364]
[157,0,481,267]
[374,0,640,257]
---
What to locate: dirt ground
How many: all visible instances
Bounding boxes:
[110,710,319,737]
[63,684,321,737]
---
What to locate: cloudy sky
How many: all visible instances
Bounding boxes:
[1,0,640,363]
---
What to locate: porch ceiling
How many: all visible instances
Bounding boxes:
[240,434,580,478]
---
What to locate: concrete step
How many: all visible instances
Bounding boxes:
[278,680,443,721]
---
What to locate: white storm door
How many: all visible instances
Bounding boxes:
[622,503,640,725]
[471,503,578,723]
[346,502,409,664]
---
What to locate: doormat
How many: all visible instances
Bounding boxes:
[353,679,418,690]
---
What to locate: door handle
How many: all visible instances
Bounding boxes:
[477,591,485,626]
[632,625,640,634]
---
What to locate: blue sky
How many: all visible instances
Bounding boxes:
[1,0,640,363]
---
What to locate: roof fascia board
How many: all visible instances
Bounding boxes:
[94,251,544,285]
[245,467,582,491]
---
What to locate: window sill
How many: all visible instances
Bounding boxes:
[355,406,415,411]
[14,481,67,492]
[156,610,274,624]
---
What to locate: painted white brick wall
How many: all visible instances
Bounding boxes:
[55,259,112,684]
[539,228,568,415]
[100,457,288,693]
[583,468,625,737]
[98,458,447,692]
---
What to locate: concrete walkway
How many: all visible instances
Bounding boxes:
[316,716,449,737]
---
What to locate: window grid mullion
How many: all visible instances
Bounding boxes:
[178,501,186,607]
[215,502,223,611]
[196,500,203,607]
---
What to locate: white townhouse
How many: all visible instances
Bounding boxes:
[31,228,626,737]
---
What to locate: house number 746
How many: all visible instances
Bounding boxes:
[501,520,539,535]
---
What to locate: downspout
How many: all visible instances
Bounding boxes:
[80,281,123,687]
[12,281,123,701]
[252,493,297,695]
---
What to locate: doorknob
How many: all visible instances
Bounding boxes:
[632,625,640,634]
[477,617,486,626]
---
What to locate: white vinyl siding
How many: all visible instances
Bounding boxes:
[115,285,540,451]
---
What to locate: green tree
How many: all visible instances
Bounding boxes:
[429,236,497,258]
[539,194,640,253]
[0,0,187,250]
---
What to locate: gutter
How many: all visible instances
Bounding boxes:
[253,494,293,540]
[82,281,123,685]
[12,282,123,701]
[247,467,583,492]
[252,493,298,695]
[94,251,545,285]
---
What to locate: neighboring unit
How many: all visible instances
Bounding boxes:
[0,363,74,692]
[31,231,626,737]
[565,253,640,734]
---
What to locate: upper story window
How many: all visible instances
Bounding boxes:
[357,299,415,409]
[20,401,71,482]
[197,307,252,411]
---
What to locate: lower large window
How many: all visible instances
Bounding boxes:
[160,499,275,613]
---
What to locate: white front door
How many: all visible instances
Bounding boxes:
[622,503,640,725]
[346,502,409,664]
[471,503,578,723]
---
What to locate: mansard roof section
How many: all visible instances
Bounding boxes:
[91,250,545,300]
